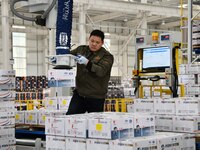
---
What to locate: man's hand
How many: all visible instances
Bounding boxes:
[75,55,89,65]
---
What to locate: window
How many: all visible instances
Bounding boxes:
[103,39,111,51]
[12,32,27,76]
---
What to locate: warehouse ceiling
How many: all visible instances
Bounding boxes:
[72,0,200,31]
[6,0,200,32]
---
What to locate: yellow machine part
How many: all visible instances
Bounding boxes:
[16,99,44,110]
[104,98,134,112]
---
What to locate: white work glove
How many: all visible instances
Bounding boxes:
[75,55,89,65]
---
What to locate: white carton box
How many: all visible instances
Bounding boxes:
[15,111,25,124]
[46,135,66,150]
[38,111,46,126]
[0,70,15,76]
[0,77,15,90]
[134,98,154,114]
[24,111,38,125]
[0,126,15,139]
[45,97,58,110]
[86,139,109,150]
[127,104,134,113]
[132,114,155,137]
[88,115,134,140]
[173,116,200,133]
[65,115,88,138]
[0,111,15,126]
[175,98,200,115]
[155,115,173,131]
[180,134,196,150]
[0,100,15,111]
[48,69,76,87]
[109,139,133,150]
[38,110,66,126]
[188,64,200,74]
[156,133,182,150]
[66,138,86,150]
[45,116,65,136]
[154,98,176,115]
[178,74,195,85]
[0,138,16,150]
[179,64,187,74]
[58,96,71,110]
[187,85,200,95]
[0,91,15,99]
[132,136,157,150]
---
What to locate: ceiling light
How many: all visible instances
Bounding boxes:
[12,25,26,29]
[124,18,128,22]
[161,20,165,25]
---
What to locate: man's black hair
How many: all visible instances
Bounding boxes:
[90,29,105,41]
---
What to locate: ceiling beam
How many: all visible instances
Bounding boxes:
[158,21,180,29]
[74,0,195,18]
[91,12,126,23]
[125,15,168,26]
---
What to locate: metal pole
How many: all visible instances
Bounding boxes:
[1,0,10,69]
[79,5,86,45]
[188,0,192,63]
[16,138,45,147]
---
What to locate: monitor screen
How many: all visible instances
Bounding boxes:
[142,46,171,72]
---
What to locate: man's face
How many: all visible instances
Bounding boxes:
[88,35,104,52]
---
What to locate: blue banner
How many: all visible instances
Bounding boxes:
[56,0,73,55]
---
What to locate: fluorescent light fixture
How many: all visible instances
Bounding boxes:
[161,20,165,25]
[12,25,26,29]
[178,4,188,8]
[104,33,110,36]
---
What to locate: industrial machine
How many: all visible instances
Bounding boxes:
[133,32,184,98]
[10,0,75,68]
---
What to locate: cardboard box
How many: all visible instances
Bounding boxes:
[48,69,76,87]
[155,115,173,131]
[173,116,200,133]
[46,135,66,150]
[65,115,88,138]
[58,96,71,110]
[154,98,175,115]
[134,98,154,114]
[15,111,25,124]
[109,139,133,150]
[86,139,109,150]
[0,111,15,126]
[175,98,200,116]
[132,114,155,137]
[66,138,86,150]
[45,116,65,136]
[88,114,134,140]
[24,111,38,125]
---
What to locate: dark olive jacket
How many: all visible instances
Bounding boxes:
[71,45,114,99]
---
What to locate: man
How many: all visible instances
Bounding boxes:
[66,29,114,115]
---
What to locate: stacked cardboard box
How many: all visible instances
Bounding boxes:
[0,70,16,149]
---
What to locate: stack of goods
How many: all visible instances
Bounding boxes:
[15,109,66,126]
[179,63,200,97]
[127,97,200,149]
[0,70,16,149]
[15,96,71,126]
[193,23,200,54]
[15,76,48,101]
[45,112,194,150]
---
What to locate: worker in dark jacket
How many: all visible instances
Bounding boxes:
[66,29,114,115]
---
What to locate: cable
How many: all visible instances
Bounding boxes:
[149,75,161,82]
[41,0,57,19]
[10,0,35,21]
[171,46,179,97]
[10,0,57,22]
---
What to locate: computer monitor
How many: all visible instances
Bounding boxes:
[142,46,171,72]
